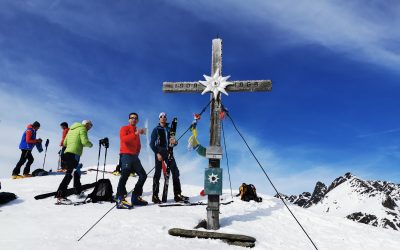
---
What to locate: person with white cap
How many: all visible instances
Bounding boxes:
[150,112,188,203]
[55,120,93,204]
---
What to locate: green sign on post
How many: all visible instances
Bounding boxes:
[204,168,223,195]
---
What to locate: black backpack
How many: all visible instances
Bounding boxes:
[0,192,17,205]
[238,183,262,202]
[87,179,114,203]
[32,169,49,177]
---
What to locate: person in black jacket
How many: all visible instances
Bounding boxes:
[149,112,188,203]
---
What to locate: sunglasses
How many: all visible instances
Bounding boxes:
[160,116,167,118]
[129,117,138,120]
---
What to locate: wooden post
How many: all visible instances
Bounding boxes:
[207,38,222,230]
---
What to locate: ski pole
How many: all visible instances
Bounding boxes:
[57,150,61,171]
[42,139,49,169]
[102,146,108,180]
[95,141,102,182]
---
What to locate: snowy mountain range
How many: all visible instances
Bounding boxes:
[1,167,400,250]
[278,172,400,231]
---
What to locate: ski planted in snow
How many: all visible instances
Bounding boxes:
[161,117,178,203]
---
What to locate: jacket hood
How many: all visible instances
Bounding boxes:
[27,124,33,129]
[70,122,84,130]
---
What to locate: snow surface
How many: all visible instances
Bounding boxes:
[1,166,399,250]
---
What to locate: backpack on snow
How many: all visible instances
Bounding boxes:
[237,183,262,202]
[32,168,49,176]
[87,179,114,203]
[0,192,17,205]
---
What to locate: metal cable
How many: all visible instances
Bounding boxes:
[221,120,234,199]
[225,110,319,250]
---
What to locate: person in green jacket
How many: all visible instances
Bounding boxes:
[56,120,93,204]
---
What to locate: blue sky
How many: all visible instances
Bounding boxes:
[1,0,400,195]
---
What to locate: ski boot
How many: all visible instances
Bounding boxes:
[152,195,162,204]
[116,196,133,209]
[11,175,24,179]
[131,195,148,206]
[174,194,189,203]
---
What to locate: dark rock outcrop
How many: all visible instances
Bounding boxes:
[382,196,397,210]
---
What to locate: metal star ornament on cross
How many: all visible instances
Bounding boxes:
[199,70,233,99]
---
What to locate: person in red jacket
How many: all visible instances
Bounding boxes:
[116,112,148,209]
[59,122,69,171]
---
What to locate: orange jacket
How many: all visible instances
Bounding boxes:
[120,125,141,155]
[60,128,69,146]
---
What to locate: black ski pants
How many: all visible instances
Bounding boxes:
[152,152,182,197]
[56,153,81,198]
[13,150,34,175]
[116,154,147,198]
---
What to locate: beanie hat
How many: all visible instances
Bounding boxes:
[82,120,92,126]
[32,121,41,128]
[159,112,167,118]
[60,122,68,127]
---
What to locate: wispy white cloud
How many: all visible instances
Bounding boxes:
[0,60,124,177]
[172,0,400,72]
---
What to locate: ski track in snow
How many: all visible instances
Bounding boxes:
[1,166,399,250]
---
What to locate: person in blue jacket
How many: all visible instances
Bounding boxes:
[149,112,188,203]
[12,121,42,179]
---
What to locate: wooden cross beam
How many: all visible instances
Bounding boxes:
[162,38,272,230]
[163,80,272,93]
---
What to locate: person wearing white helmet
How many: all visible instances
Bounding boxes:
[55,120,93,204]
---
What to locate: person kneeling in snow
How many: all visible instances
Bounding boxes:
[55,120,93,204]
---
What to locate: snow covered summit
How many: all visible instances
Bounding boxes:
[1,167,400,249]
[280,172,400,231]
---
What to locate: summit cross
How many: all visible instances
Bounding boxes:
[162,38,272,230]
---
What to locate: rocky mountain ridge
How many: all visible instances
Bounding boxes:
[277,172,400,231]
